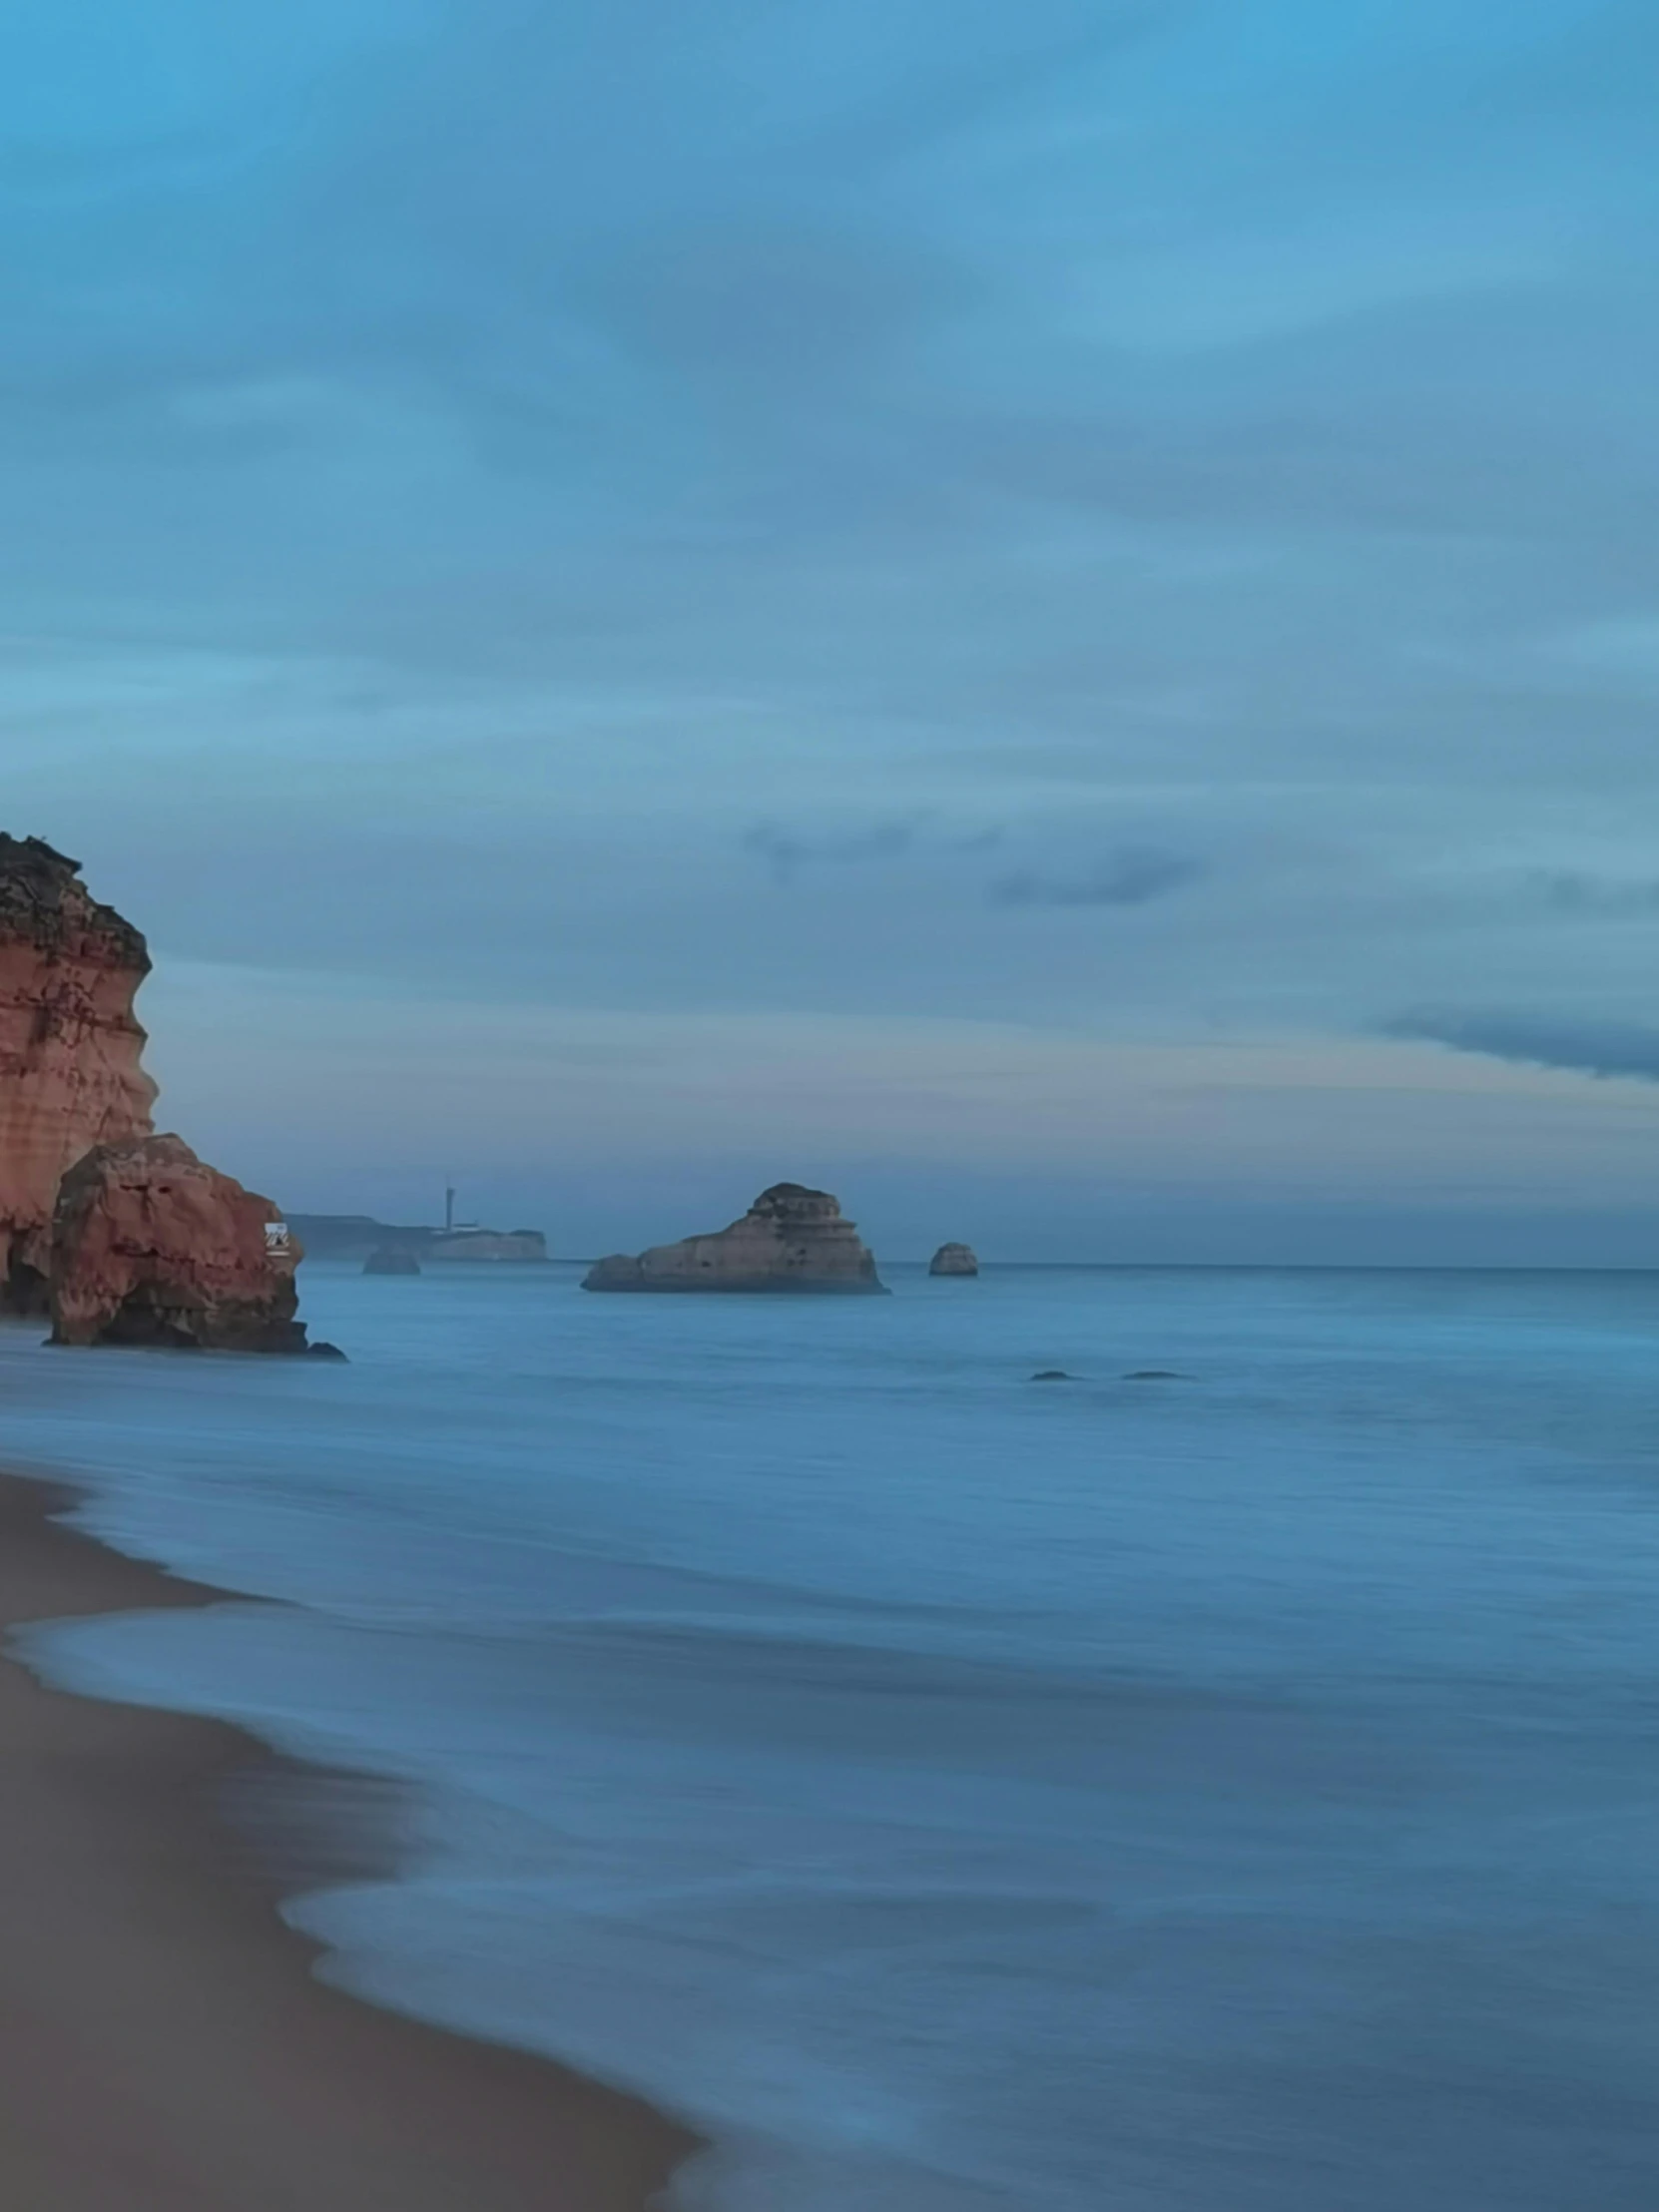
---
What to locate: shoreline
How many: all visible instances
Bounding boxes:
[0,1467,701,2212]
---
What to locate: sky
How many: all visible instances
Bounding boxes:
[6,0,1659,1263]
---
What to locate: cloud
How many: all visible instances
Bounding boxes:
[742,816,928,884]
[576,221,971,394]
[1528,869,1659,917]
[987,846,1201,909]
[1383,1008,1659,1083]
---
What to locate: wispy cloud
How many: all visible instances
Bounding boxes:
[742,817,929,884]
[1383,1009,1659,1083]
[1528,869,1659,917]
[5,0,1659,1259]
[988,846,1202,909]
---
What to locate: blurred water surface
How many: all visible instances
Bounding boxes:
[7,1261,1659,2210]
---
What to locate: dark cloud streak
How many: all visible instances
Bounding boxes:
[988,847,1202,910]
[1528,869,1659,917]
[1383,1009,1659,1083]
[742,817,929,885]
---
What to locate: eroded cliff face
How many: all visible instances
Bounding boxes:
[0,838,157,1312]
[584,1182,886,1294]
[49,1135,310,1353]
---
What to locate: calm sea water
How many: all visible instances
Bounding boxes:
[6,1262,1659,2209]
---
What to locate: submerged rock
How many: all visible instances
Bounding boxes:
[50,1135,312,1354]
[1031,1370,1076,1382]
[584,1183,885,1295]
[0,837,157,1313]
[1123,1369,1186,1382]
[928,1243,979,1278]
[364,1246,421,1277]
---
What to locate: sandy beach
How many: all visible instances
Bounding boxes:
[0,1469,698,2212]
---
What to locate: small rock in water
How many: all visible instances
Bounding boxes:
[1123,1369,1185,1382]
[1030,1370,1075,1382]
[363,1246,420,1277]
[308,1341,349,1362]
[928,1242,979,1278]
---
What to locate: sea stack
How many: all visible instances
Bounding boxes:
[584,1183,886,1294]
[50,1135,312,1353]
[0,837,158,1312]
[929,1243,978,1278]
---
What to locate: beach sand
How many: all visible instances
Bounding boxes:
[0,1470,699,2211]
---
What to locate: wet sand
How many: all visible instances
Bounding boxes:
[0,1470,700,2211]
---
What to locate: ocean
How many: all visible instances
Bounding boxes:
[5,1262,1659,2210]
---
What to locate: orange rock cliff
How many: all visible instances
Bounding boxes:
[0,836,157,1312]
[50,1135,308,1353]
[0,835,321,1353]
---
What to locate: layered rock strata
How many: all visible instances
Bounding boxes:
[928,1243,979,1277]
[0,838,157,1312]
[50,1136,311,1353]
[584,1183,885,1294]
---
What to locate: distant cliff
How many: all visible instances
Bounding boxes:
[287,1215,428,1261]
[428,1229,547,1263]
[290,1216,548,1263]
[584,1183,885,1294]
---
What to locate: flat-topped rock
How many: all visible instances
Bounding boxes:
[584,1183,885,1295]
[929,1243,978,1277]
[50,1134,312,1353]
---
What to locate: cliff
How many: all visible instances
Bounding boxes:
[428,1229,547,1263]
[50,1136,311,1353]
[289,1216,548,1262]
[286,1215,430,1261]
[928,1243,979,1277]
[584,1183,885,1295]
[0,832,320,1352]
[0,837,157,1311]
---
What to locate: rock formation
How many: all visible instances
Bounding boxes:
[928,1243,978,1277]
[584,1183,885,1294]
[49,1135,314,1353]
[0,834,319,1353]
[0,837,157,1312]
[364,1246,422,1277]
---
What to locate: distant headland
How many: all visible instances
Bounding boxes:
[290,1215,548,1264]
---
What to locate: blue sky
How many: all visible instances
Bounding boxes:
[8,0,1659,1260]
